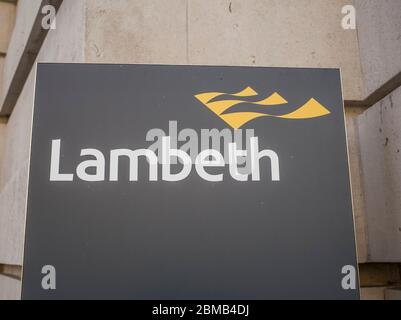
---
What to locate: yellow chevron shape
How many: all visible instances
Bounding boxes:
[255,92,288,105]
[194,87,331,129]
[220,112,267,129]
[195,88,288,116]
[277,98,330,119]
[219,99,331,129]
[204,93,287,115]
[195,86,258,105]
[233,86,258,97]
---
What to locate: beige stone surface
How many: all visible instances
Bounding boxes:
[0,162,28,265]
[1,0,42,102]
[0,118,6,186]
[385,288,401,300]
[0,56,4,86]
[0,72,34,264]
[0,0,86,265]
[0,1,16,54]
[0,70,34,191]
[85,0,187,64]
[345,107,368,263]
[357,85,401,262]
[360,286,386,300]
[355,0,401,97]
[0,274,21,300]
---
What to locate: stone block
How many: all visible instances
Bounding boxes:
[1,0,42,102]
[85,0,187,64]
[0,163,28,265]
[0,1,16,54]
[0,274,21,300]
[385,288,401,300]
[355,0,401,97]
[345,107,368,263]
[360,286,386,300]
[357,85,401,262]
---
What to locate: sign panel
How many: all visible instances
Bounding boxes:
[22,64,359,299]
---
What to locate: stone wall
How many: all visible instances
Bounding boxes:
[355,0,401,263]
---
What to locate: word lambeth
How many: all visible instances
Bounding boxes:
[50,129,280,183]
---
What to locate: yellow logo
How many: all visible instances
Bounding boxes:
[194,87,331,129]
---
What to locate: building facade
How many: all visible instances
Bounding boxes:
[0,0,400,299]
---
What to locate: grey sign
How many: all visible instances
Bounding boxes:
[22,64,359,299]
